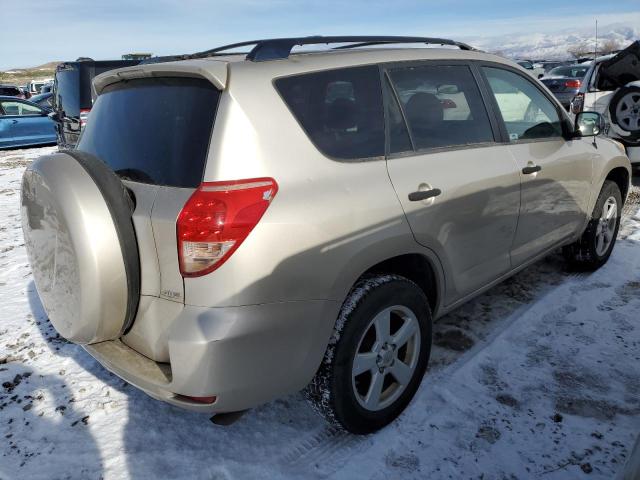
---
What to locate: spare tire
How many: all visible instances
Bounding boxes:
[21,150,140,344]
[609,86,640,138]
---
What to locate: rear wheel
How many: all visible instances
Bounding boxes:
[609,86,640,138]
[306,275,432,434]
[563,180,622,270]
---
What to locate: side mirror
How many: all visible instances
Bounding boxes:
[575,111,605,137]
[47,111,60,123]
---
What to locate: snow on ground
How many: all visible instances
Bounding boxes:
[0,146,639,480]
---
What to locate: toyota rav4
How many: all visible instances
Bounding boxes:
[21,36,631,434]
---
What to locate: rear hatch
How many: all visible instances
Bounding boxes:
[596,41,640,90]
[75,76,221,357]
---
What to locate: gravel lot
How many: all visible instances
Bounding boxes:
[1,146,639,479]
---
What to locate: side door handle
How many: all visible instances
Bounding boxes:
[11,120,18,124]
[522,164,542,175]
[408,188,442,202]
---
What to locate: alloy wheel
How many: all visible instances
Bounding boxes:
[615,92,640,132]
[595,196,618,257]
[352,305,421,411]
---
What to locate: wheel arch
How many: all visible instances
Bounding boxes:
[354,253,443,317]
[605,166,630,203]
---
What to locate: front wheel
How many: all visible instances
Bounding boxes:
[305,275,432,434]
[563,180,622,270]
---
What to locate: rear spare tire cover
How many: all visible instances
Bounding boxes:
[609,85,640,137]
[21,150,140,344]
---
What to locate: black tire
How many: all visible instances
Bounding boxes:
[305,274,432,434]
[609,86,640,138]
[563,180,622,271]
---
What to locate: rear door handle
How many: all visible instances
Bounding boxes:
[408,188,442,202]
[11,120,18,124]
[522,165,542,175]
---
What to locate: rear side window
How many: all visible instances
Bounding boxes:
[387,65,494,150]
[77,77,219,188]
[275,65,384,160]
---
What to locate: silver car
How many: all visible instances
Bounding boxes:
[21,36,631,434]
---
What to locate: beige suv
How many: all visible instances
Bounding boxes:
[21,36,631,434]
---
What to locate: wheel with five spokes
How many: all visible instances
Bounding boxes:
[306,275,432,434]
[563,180,622,270]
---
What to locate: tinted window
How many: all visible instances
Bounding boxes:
[388,65,494,150]
[1,100,42,116]
[77,77,219,188]
[275,66,384,160]
[0,87,20,96]
[383,77,412,154]
[483,67,563,141]
[54,67,80,116]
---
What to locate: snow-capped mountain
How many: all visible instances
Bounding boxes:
[463,22,639,60]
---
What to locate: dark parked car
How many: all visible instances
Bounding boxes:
[0,96,56,149]
[0,84,26,99]
[51,59,140,148]
[541,65,590,109]
[29,92,53,109]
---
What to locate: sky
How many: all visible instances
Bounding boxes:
[1,0,639,69]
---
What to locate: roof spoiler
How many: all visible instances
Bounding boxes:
[189,35,476,62]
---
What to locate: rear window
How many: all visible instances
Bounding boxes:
[275,65,384,160]
[547,66,589,78]
[0,87,20,96]
[77,77,219,188]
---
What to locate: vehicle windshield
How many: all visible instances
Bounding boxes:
[548,66,589,78]
[517,61,533,69]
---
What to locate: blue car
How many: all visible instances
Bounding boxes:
[0,96,57,149]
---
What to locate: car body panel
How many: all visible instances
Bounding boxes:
[506,139,594,264]
[0,96,56,149]
[386,145,521,305]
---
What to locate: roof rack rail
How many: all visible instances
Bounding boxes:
[189,36,475,62]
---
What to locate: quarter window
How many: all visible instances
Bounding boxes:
[483,67,563,141]
[387,65,494,150]
[275,66,385,160]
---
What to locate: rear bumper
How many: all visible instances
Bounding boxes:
[84,299,338,413]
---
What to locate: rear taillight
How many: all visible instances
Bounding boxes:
[79,108,91,128]
[564,79,581,88]
[570,93,584,115]
[177,178,278,277]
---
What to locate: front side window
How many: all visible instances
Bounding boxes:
[387,64,494,150]
[483,67,563,141]
[275,65,384,160]
[0,101,42,116]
